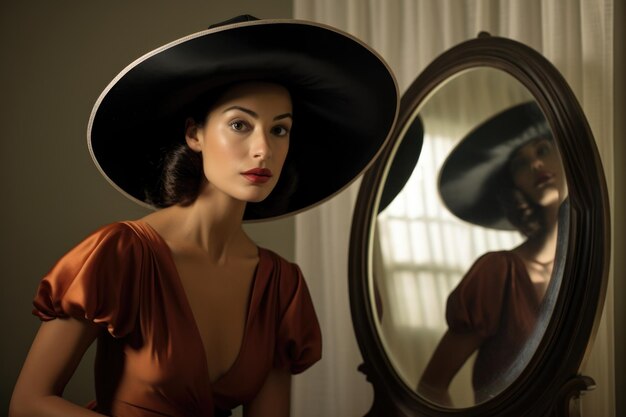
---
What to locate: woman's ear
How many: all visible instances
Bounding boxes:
[185,118,203,152]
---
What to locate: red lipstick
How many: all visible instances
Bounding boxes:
[242,168,273,184]
[534,172,554,187]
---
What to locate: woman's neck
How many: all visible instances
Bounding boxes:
[521,202,560,256]
[514,200,562,277]
[141,187,255,264]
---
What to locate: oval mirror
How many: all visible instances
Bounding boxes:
[374,68,567,408]
[349,34,609,417]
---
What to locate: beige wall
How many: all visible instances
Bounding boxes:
[0,0,293,410]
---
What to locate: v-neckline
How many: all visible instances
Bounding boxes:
[132,220,263,386]
[507,250,544,306]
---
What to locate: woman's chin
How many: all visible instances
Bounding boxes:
[240,189,274,204]
[246,196,270,204]
[535,189,561,207]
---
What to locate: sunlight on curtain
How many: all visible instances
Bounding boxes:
[373,130,522,406]
[376,133,522,331]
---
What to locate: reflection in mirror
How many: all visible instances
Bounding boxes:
[371,68,569,408]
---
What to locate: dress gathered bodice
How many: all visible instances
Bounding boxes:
[33,221,322,416]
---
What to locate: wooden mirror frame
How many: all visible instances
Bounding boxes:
[348,34,610,417]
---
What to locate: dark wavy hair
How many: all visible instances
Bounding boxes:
[144,83,298,212]
[496,174,544,238]
[496,138,556,238]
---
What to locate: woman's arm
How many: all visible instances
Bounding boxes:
[417,330,484,406]
[244,368,291,417]
[9,318,104,417]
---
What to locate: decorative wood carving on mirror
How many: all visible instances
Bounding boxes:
[349,33,610,417]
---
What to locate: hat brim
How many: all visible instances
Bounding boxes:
[438,101,551,230]
[88,19,398,221]
[378,115,424,214]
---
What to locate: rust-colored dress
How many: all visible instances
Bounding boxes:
[446,251,541,402]
[32,221,322,417]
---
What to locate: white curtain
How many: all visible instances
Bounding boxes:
[291,1,614,416]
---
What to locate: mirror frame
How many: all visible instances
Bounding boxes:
[349,33,610,417]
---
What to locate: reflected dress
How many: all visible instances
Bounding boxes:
[32,221,322,416]
[445,251,541,402]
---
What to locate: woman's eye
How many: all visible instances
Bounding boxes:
[271,125,290,137]
[537,143,551,156]
[229,120,249,132]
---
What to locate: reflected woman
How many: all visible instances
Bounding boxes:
[417,102,568,405]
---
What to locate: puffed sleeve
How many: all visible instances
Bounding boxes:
[445,251,512,339]
[32,222,145,338]
[273,262,322,374]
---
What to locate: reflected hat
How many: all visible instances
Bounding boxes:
[438,101,551,230]
[88,15,398,221]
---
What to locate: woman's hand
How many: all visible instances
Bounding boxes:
[9,318,103,417]
[417,330,484,407]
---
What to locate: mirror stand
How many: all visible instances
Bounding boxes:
[357,365,594,417]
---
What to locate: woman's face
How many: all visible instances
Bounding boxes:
[509,137,567,207]
[186,82,292,203]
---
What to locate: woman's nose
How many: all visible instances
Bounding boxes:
[252,130,272,159]
[529,156,544,171]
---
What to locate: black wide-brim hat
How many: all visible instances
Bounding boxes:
[378,115,423,214]
[88,15,398,221]
[438,101,551,230]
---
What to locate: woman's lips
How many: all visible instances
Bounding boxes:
[242,168,273,184]
[535,172,554,187]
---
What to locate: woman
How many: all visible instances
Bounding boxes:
[417,102,568,406]
[9,16,398,417]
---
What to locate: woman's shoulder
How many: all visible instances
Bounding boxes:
[453,250,519,292]
[79,220,142,240]
[446,250,519,337]
[257,247,308,295]
[34,221,153,334]
[258,247,300,272]
[470,250,518,271]
[257,246,283,260]
[50,220,156,270]
[81,220,157,246]
[50,221,154,267]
